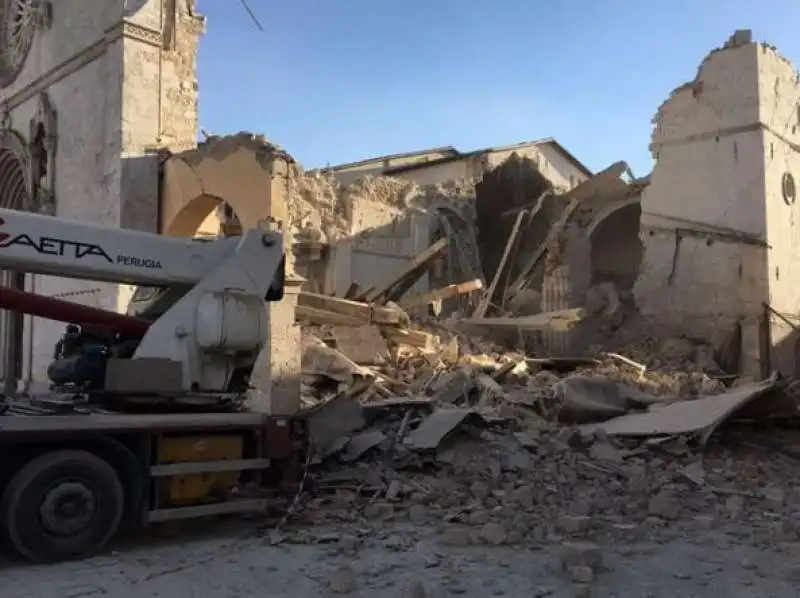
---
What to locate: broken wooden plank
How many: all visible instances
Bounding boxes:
[295,306,365,327]
[363,237,449,304]
[298,291,402,324]
[383,328,439,351]
[491,360,518,381]
[400,279,483,310]
[505,197,582,299]
[460,308,586,332]
[473,209,527,318]
[500,189,550,217]
[361,396,434,412]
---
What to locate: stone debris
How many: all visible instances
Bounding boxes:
[290,255,800,558]
[269,87,800,575]
[287,218,800,558]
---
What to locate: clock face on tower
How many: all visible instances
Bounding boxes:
[0,0,38,88]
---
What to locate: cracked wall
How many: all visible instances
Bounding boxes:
[633,30,800,376]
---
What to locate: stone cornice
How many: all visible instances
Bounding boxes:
[105,20,163,48]
[3,19,164,113]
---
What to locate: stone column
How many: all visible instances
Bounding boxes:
[246,155,304,415]
[539,226,592,356]
[246,274,303,415]
[269,274,303,414]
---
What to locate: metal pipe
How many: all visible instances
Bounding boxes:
[0,286,151,336]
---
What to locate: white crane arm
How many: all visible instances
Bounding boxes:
[0,208,244,286]
[0,207,287,395]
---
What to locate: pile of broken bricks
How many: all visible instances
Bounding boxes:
[294,304,800,547]
[285,234,800,594]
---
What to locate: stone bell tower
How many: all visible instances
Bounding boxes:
[0,0,204,391]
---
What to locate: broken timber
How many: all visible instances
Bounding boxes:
[298,292,402,324]
[505,197,582,300]
[400,279,483,310]
[294,291,440,351]
[461,308,586,332]
[473,209,527,318]
[361,238,449,304]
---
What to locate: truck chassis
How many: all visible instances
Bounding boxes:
[0,403,305,563]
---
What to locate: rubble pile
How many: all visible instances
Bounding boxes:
[286,170,478,245]
[290,233,800,553]
[282,147,800,572]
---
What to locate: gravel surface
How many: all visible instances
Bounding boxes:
[3,522,800,598]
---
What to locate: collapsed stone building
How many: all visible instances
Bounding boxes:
[287,29,800,383]
[0,5,795,412]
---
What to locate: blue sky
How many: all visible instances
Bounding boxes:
[196,0,800,176]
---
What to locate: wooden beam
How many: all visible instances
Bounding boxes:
[473,209,527,318]
[295,306,365,327]
[460,308,585,332]
[383,328,439,351]
[400,279,483,309]
[298,291,402,324]
[505,197,582,299]
[363,238,449,304]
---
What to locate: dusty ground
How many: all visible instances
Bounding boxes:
[3,520,800,598]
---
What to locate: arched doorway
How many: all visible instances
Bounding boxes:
[588,199,643,290]
[0,131,31,395]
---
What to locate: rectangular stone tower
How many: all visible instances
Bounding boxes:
[633,30,800,376]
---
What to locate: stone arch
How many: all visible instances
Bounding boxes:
[160,134,303,416]
[0,128,31,394]
[165,192,225,238]
[0,129,31,203]
[160,134,293,240]
[587,198,643,290]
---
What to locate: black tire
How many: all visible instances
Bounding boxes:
[0,450,125,562]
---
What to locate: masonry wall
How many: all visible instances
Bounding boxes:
[3,0,203,389]
[394,146,589,191]
[395,158,479,186]
[486,146,587,191]
[334,149,456,185]
[757,44,800,373]
[324,198,431,296]
[3,1,125,389]
[632,33,800,376]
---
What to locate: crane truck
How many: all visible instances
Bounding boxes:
[0,207,304,563]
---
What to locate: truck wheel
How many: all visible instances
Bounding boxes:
[0,450,125,562]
